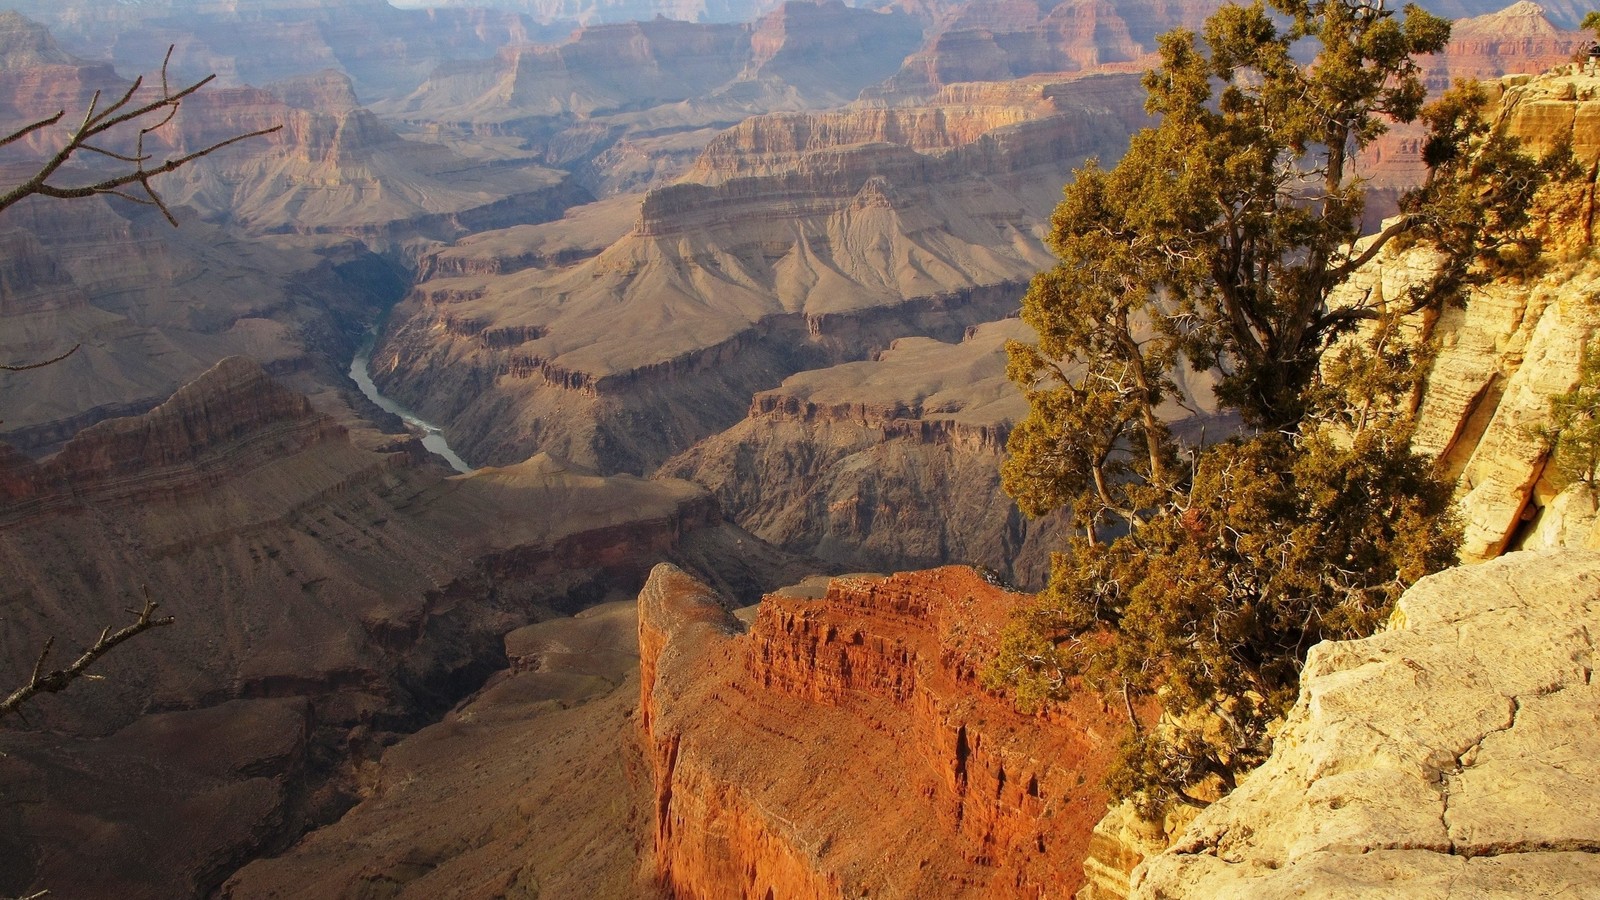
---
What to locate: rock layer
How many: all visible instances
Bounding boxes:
[639,563,1126,898]
[1330,68,1600,562]
[373,73,1151,473]
[662,320,1066,587]
[1132,549,1600,898]
[0,360,725,899]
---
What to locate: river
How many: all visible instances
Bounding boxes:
[348,332,474,475]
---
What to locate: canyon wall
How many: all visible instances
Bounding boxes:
[639,563,1128,898]
[0,359,732,899]
[1359,68,1600,562]
[372,72,1151,473]
[661,320,1065,587]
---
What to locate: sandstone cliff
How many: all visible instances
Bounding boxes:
[0,359,735,899]
[1349,68,1600,561]
[372,72,1152,473]
[639,563,1127,898]
[1131,549,1600,898]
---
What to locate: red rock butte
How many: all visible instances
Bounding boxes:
[639,563,1127,898]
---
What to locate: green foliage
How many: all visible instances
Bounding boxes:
[991,0,1548,816]
[1542,336,1600,489]
[1584,10,1600,41]
[991,424,1460,811]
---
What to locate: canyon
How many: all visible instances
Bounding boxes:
[0,355,782,898]
[0,0,1596,898]
[370,72,1154,473]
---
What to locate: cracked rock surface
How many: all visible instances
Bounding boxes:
[1132,549,1600,899]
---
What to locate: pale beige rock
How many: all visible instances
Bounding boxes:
[1527,483,1600,551]
[1333,65,1600,562]
[1441,261,1600,560]
[1078,801,1192,900]
[1131,550,1600,899]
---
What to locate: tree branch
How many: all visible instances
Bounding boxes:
[0,48,281,219]
[0,345,79,372]
[0,589,175,722]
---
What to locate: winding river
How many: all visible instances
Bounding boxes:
[349,332,474,475]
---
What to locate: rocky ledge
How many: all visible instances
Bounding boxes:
[1132,549,1600,898]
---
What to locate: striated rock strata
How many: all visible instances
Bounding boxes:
[662,316,1225,587]
[639,563,1127,898]
[373,73,1151,473]
[662,320,1063,587]
[0,359,729,899]
[1132,549,1600,898]
[1345,68,1600,561]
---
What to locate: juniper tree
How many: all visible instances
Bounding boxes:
[990,0,1553,814]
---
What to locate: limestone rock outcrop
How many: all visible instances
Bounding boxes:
[1131,549,1600,898]
[1336,67,1600,561]
[639,563,1127,898]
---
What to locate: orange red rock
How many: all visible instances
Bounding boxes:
[640,563,1127,898]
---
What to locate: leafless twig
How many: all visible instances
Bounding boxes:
[0,345,79,372]
[0,46,281,223]
[0,588,175,722]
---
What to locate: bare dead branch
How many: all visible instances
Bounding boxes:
[0,588,175,722]
[0,48,281,220]
[0,112,64,150]
[0,344,80,372]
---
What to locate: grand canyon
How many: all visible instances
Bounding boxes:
[0,0,1596,897]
